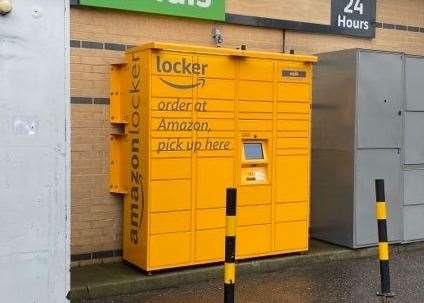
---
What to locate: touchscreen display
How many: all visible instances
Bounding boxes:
[244,143,264,160]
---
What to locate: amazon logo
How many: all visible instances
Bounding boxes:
[157,56,208,90]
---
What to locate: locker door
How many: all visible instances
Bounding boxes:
[356,51,403,148]
[404,112,424,165]
[405,56,424,111]
[404,170,424,242]
[355,149,402,247]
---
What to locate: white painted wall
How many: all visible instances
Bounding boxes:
[0,1,70,302]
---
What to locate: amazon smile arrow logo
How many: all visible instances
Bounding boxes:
[156,56,208,90]
[160,77,206,90]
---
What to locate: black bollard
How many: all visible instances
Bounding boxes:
[375,179,395,298]
[224,188,237,303]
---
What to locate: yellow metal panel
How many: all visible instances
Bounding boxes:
[278,83,311,102]
[203,119,235,131]
[277,120,309,132]
[151,158,191,180]
[110,64,130,124]
[276,155,309,202]
[276,149,309,156]
[277,102,310,113]
[150,211,191,234]
[111,43,315,271]
[275,221,308,251]
[150,180,191,212]
[149,233,191,268]
[239,101,273,113]
[197,79,235,100]
[237,225,272,256]
[109,134,128,194]
[238,185,272,206]
[196,99,235,115]
[239,59,274,81]
[277,138,309,149]
[196,208,226,230]
[151,75,193,98]
[277,113,309,120]
[197,131,234,139]
[238,81,274,101]
[197,157,234,209]
[278,62,311,83]
[195,229,225,262]
[197,55,236,79]
[239,120,273,131]
[239,113,274,120]
[237,205,272,226]
[121,50,150,270]
[277,131,309,138]
[276,203,309,222]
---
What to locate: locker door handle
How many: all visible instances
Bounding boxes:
[398,110,402,116]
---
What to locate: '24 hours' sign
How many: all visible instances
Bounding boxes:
[331,0,376,38]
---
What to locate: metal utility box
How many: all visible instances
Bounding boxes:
[312,49,424,248]
[109,42,317,271]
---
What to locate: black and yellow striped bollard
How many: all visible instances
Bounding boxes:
[224,188,237,303]
[375,179,395,298]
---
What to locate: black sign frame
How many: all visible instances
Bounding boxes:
[331,0,376,38]
[226,0,376,39]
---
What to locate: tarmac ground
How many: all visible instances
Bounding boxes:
[71,240,424,303]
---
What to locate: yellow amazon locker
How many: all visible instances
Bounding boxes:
[109,42,317,271]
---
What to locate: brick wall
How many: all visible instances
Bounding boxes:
[227,0,331,24]
[70,0,424,264]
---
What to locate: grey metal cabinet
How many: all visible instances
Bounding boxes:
[312,49,424,248]
[357,52,403,149]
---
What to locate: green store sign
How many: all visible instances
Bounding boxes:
[79,0,225,21]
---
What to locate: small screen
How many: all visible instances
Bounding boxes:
[244,143,264,160]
